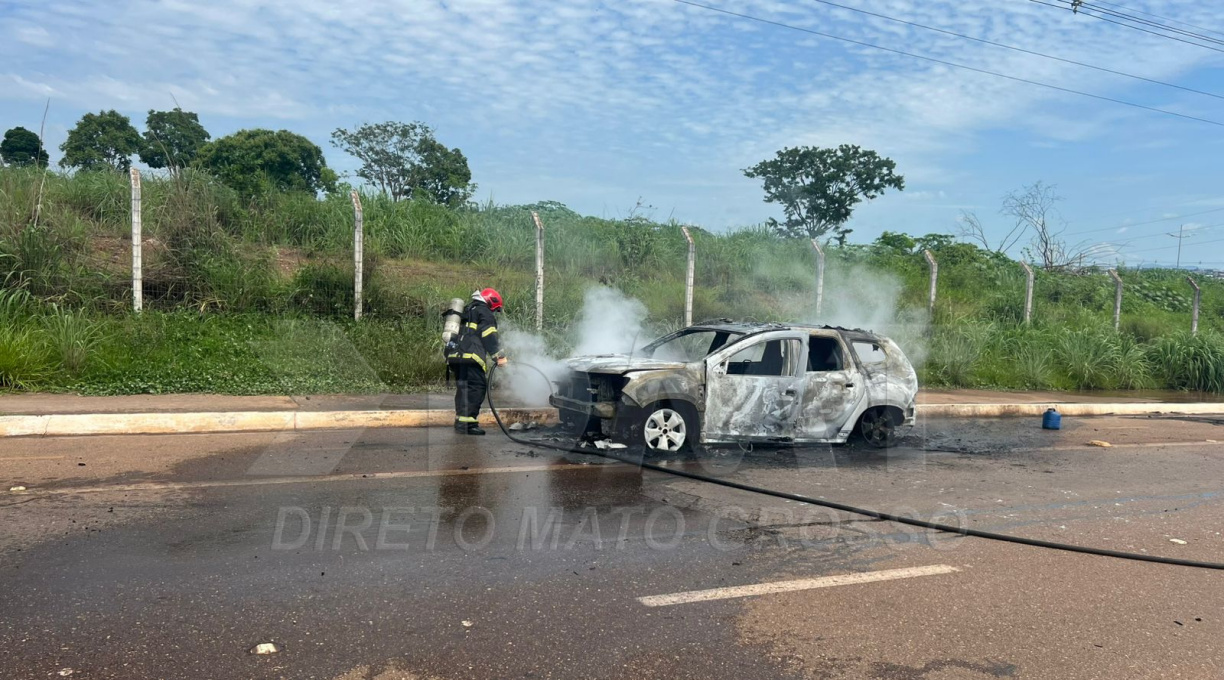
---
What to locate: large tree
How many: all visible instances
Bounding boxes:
[140,108,210,174]
[197,129,336,196]
[331,121,474,205]
[0,127,49,167]
[743,144,904,243]
[59,110,142,172]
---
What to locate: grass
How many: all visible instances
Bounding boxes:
[5,166,1224,394]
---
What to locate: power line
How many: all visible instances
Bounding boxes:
[1076,1,1224,47]
[1074,1,1224,46]
[802,0,1224,100]
[1090,0,1224,40]
[670,0,1224,128]
[1031,0,1224,53]
[1061,206,1224,237]
[1122,234,1224,253]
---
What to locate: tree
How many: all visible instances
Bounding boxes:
[1002,181,1088,270]
[330,121,474,205]
[873,231,916,253]
[140,108,210,174]
[59,110,142,172]
[0,127,49,167]
[743,144,904,243]
[196,129,336,196]
[955,210,1026,254]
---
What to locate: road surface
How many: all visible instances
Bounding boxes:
[2,414,1223,679]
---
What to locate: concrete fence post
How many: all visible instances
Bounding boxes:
[681,227,695,327]
[1187,276,1201,336]
[1108,269,1122,331]
[130,168,142,313]
[810,239,825,319]
[923,249,938,316]
[351,190,363,321]
[1020,261,1034,325]
[532,211,545,332]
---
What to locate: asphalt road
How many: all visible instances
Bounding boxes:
[2,415,1224,679]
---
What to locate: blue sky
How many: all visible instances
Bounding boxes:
[4,0,1224,266]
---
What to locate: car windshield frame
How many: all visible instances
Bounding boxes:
[637,328,745,362]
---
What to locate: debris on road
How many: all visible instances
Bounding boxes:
[8,485,27,492]
[249,643,280,655]
[508,422,537,431]
[1087,440,1112,448]
[57,669,74,677]
[462,620,474,628]
[593,439,627,450]
[1170,538,1188,545]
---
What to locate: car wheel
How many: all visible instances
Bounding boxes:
[859,407,899,449]
[640,403,693,453]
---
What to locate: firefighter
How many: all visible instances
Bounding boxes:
[445,288,506,435]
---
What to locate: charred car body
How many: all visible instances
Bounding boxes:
[549,321,918,451]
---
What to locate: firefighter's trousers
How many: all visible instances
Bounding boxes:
[453,363,488,423]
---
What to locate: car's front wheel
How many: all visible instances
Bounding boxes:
[858,407,901,448]
[639,403,694,453]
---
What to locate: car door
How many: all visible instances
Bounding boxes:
[703,331,809,442]
[795,331,867,441]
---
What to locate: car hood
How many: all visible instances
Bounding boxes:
[564,354,689,375]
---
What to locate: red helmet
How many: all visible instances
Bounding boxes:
[481,288,504,312]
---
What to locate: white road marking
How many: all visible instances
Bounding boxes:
[14,463,609,497]
[638,564,959,607]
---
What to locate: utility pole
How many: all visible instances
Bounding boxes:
[1168,224,1191,270]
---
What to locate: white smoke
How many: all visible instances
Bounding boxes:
[498,286,651,405]
[813,261,929,367]
[753,254,929,367]
[572,286,650,356]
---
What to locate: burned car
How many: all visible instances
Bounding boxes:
[549,321,918,451]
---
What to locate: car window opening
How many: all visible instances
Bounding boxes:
[726,339,802,377]
[808,336,845,372]
[853,341,888,365]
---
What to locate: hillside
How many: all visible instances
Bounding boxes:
[3,167,1224,395]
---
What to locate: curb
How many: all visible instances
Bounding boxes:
[0,402,1220,438]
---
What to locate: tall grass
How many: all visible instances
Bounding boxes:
[6,167,1224,394]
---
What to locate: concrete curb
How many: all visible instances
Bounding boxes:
[0,402,1220,438]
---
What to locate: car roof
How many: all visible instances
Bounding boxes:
[688,319,884,341]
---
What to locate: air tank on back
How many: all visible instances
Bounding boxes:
[442,298,464,344]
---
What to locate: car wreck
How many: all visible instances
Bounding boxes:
[549,321,918,452]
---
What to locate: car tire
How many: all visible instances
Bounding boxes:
[637,402,696,453]
[858,407,900,449]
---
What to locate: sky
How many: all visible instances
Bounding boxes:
[4,0,1224,267]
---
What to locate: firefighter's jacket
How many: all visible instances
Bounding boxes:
[444,300,502,372]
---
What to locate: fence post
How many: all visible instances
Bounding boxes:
[810,239,825,319]
[1020,261,1034,325]
[1187,276,1201,336]
[681,226,695,327]
[532,211,545,332]
[130,168,142,313]
[1108,269,1122,331]
[923,249,938,316]
[351,190,363,321]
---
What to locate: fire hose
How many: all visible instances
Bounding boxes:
[486,362,1224,571]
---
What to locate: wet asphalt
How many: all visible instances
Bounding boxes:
[2,416,1224,679]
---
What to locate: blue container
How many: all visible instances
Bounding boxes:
[1042,408,1061,430]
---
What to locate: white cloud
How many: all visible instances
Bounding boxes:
[2,0,1223,236]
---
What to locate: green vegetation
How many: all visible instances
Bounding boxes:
[1,127,49,168]
[58,110,143,172]
[3,166,1224,395]
[743,144,904,243]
